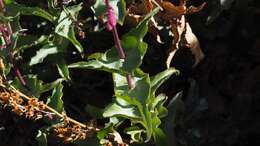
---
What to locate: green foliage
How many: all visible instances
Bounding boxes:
[36,130,47,146]
[11,75,64,98]
[47,81,64,113]
[69,8,179,144]
[5,3,55,22]
[29,43,58,66]
[55,3,84,54]
[0,0,183,145]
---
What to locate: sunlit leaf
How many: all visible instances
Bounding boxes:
[36,130,47,146]
[14,35,49,53]
[55,3,84,54]
[57,60,71,81]
[103,98,141,120]
[47,81,64,113]
[29,43,58,66]
[69,8,159,74]
[5,3,55,22]
[150,68,179,95]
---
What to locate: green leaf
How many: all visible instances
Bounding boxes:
[69,8,159,74]
[112,73,129,95]
[103,98,141,120]
[6,3,55,22]
[129,76,151,104]
[68,57,125,75]
[92,0,126,25]
[29,43,58,66]
[125,126,145,143]
[85,104,104,119]
[160,92,184,146]
[121,36,148,73]
[14,35,49,53]
[153,128,168,146]
[36,130,47,146]
[0,15,12,23]
[11,75,46,98]
[11,75,63,98]
[47,81,64,113]
[97,124,114,140]
[55,3,84,54]
[142,105,153,141]
[126,7,160,40]
[154,94,168,118]
[150,68,179,95]
[57,60,71,81]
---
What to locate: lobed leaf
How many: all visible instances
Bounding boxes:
[55,3,84,54]
[6,3,55,22]
[29,43,58,66]
[47,81,64,113]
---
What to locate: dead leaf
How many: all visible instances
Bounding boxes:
[184,23,204,67]
[161,1,186,18]
[186,2,207,14]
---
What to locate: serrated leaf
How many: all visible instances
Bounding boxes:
[5,3,55,22]
[11,75,46,97]
[14,35,49,53]
[29,44,58,66]
[125,126,145,143]
[150,68,179,95]
[11,75,63,98]
[92,0,126,25]
[55,3,84,54]
[36,130,47,146]
[47,81,64,113]
[57,60,71,81]
[103,99,141,120]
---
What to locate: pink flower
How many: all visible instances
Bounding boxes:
[104,0,117,31]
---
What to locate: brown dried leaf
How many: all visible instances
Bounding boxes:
[186,2,207,14]
[184,22,204,67]
[166,20,204,68]
[166,15,186,68]
[162,1,186,18]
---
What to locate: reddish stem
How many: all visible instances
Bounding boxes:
[105,0,134,89]
[112,27,125,59]
[0,0,26,86]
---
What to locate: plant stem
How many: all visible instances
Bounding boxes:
[0,0,26,86]
[112,27,125,59]
[7,84,89,129]
[105,0,134,89]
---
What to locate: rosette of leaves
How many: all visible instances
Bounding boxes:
[69,8,179,145]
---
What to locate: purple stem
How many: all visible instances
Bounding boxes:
[112,28,125,59]
[105,0,134,89]
[0,0,26,86]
